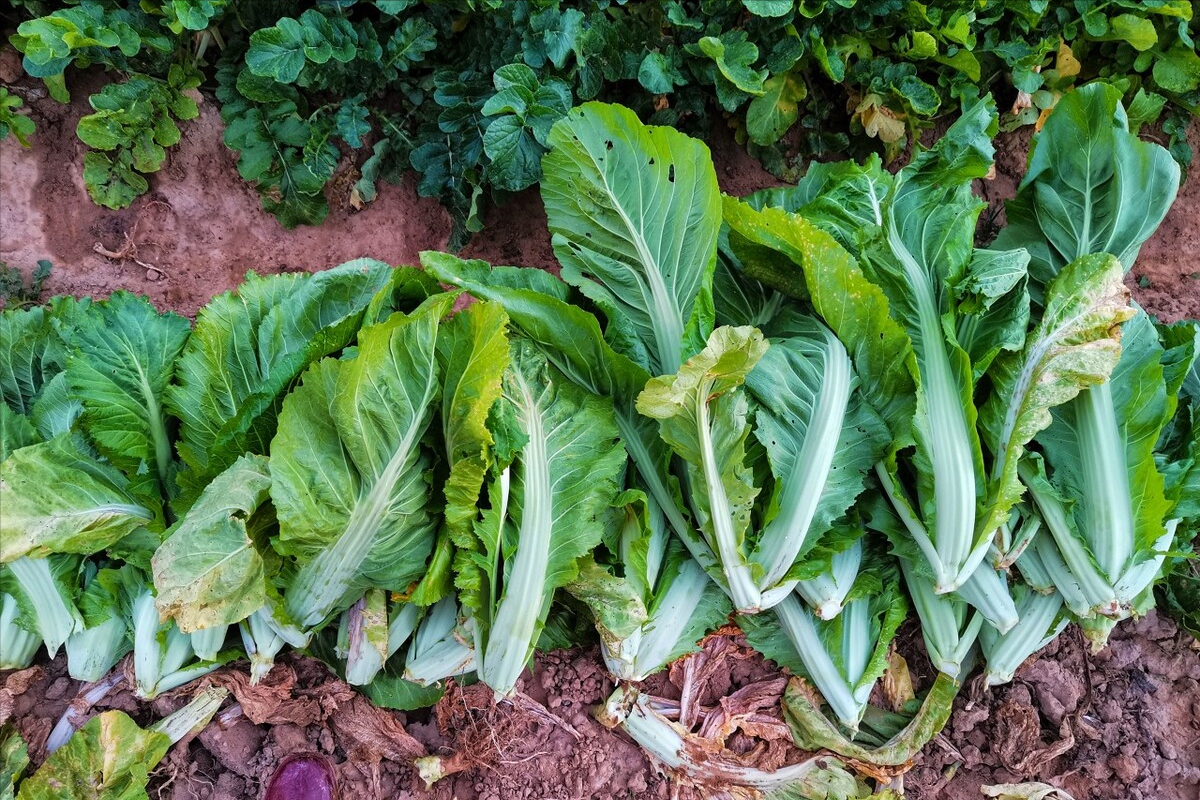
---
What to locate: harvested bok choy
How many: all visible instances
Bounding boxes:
[267,293,452,638]
[994,84,1196,646]
[458,339,625,697]
[423,254,730,677]
[739,546,907,731]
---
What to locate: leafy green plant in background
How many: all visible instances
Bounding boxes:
[0,89,35,147]
[6,0,1198,242]
[77,66,201,208]
[0,261,51,310]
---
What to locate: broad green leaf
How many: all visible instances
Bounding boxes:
[436,301,510,552]
[638,51,685,94]
[0,434,154,562]
[466,341,626,697]
[1153,45,1200,93]
[696,32,767,95]
[383,18,437,73]
[722,199,916,448]
[246,18,309,83]
[743,0,793,17]
[270,294,452,629]
[1100,13,1157,50]
[420,254,701,574]
[483,115,544,191]
[979,254,1134,547]
[15,711,168,800]
[955,250,1031,377]
[746,72,806,146]
[637,326,768,611]
[747,313,889,594]
[1,405,37,461]
[63,293,189,502]
[1,301,77,418]
[216,68,329,228]
[0,725,27,800]
[995,83,1180,286]
[542,102,721,375]
[360,665,446,711]
[152,455,273,632]
[31,372,83,442]
[169,260,391,507]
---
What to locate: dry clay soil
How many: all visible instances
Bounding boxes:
[1,68,1199,800]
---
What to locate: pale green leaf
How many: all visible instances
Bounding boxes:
[542,102,721,375]
[471,341,626,696]
[15,711,168,800]
[436,300,510,551]
[995,83,1180,286]
[0,434,154,562]
[979,254,1134,547]
[168,260,391,507]
[152,455,272,632]
[637,326,768,610]
[63,292,190,502]
[270,294,452,628]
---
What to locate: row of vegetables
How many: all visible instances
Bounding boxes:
[1,82,1196,798]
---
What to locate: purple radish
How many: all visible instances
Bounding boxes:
[263,754,339,800]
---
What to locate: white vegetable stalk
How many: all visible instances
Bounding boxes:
[46,671,126,754]
[602,558,712,682]
[773,593,874,731]
[149,686,230,743]
[750,325,855,608]
[338,590,390,686]
[980,588,1068,686]
[387,601,420,657]
[8,555,81,657]
[885,214,980,594]
[238,607,302,684]
[132,589,221,699]
[694,392,763,613]
[0,593,40,669]
[1019,461,1178,619]
[991,512,1041,570]
[602,494,717,682]
[189,625,229,661]
[597,685,863,797]
[1074,384,1135,580]
[66,615,130,682]
[955,566,1019,634]
[1017,531,1091,615]
[405,598,476,685]
[899,559,981,679]
[795,540,863,620]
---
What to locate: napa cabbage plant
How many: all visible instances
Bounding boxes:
[266,292,453,639]
[456,339,626,698]
[722,98,1136,612]
[422,254,732,684]
[995,83,1198,646]
[739,547,907,731]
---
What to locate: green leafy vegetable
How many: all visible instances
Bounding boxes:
[461,339,625,697]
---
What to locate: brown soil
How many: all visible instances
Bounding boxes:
[2,60,1199,800]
